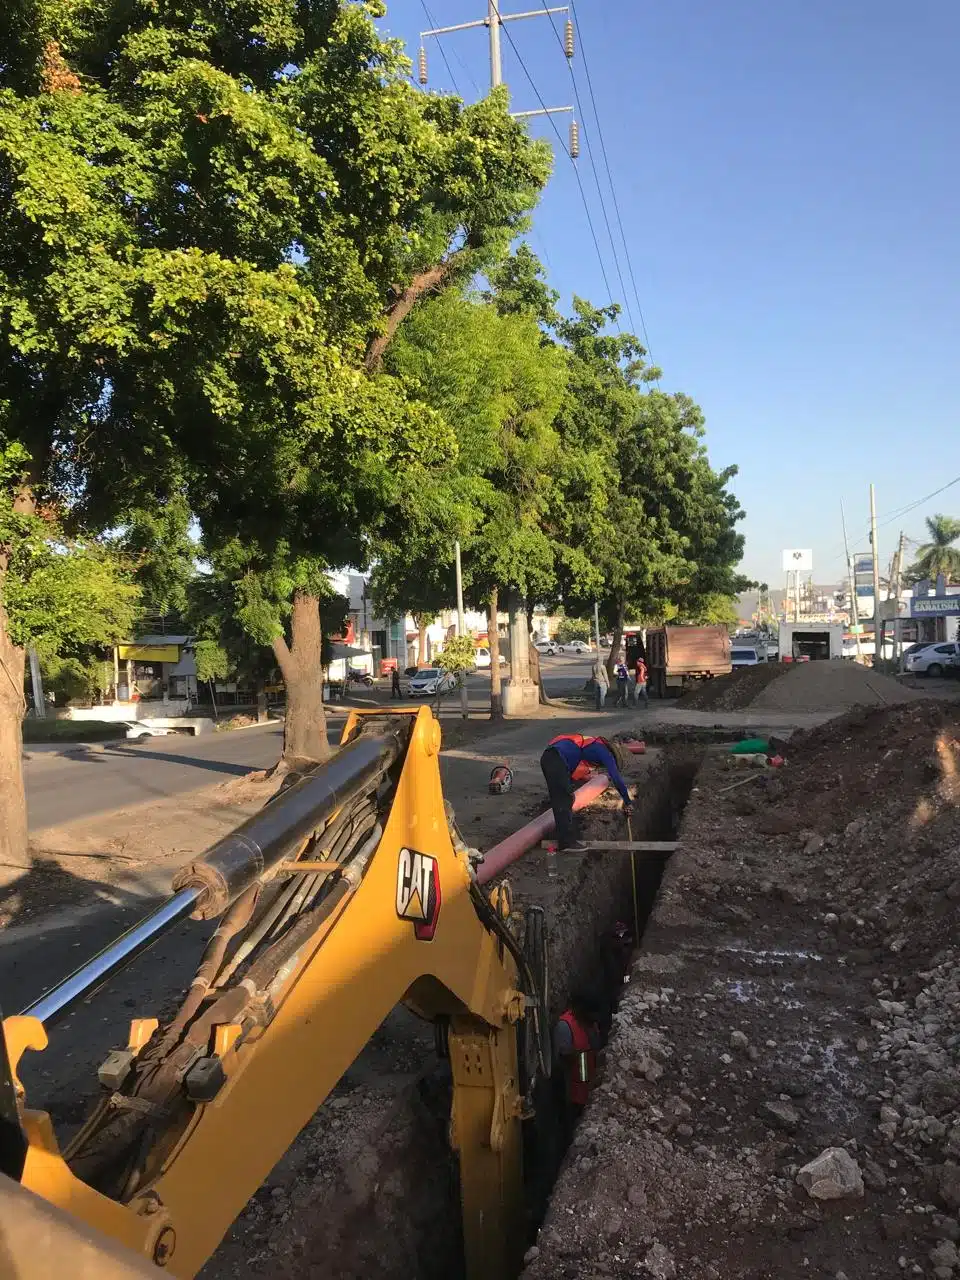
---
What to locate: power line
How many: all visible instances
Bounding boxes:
[877,474,960,529]
[496,17,618,326]
[537,0,654,358]
[533,2,635,336]
[568,0,656,363]
[820,474,960,573]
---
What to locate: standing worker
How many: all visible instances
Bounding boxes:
[634,653,649,708]
[592,654,609,710]
[390,667,402,700]
[552,988,604,1148]
[614,656,630,706]
[539,733,633,851]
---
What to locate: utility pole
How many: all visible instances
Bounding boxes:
[488,0,502,87]
[455,540,469,721]
[593,600,602,653]
[840,499,862,661]
[419,3,578,150]
[891,529,906,672]
[869,483,882,668]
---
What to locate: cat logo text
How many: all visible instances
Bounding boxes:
[395,848,442,941]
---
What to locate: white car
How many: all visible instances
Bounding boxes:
[731,646,761,668]
[558,639,592,655]
[473,648,506,669]
[534,640,558,656]
[407,668,457,697]
[122,722,173,741]
[904,641,960,677]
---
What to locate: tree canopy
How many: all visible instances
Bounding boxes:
[0,0,748,863]
[907,515,960,584]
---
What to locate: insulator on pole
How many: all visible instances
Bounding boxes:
[569,118,580,159]
[564,18,575,59]
[418,45,428,84]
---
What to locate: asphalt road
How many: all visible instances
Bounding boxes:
[25,724,290,831]
[24,655,592,832]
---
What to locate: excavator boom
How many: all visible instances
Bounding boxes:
[0,708,544,1279]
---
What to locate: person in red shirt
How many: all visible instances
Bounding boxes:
[634,655,649,708]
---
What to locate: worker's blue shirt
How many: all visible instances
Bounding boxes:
[549,739,631,804]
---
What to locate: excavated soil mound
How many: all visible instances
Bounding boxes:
[525,699,960,1280]
[677,663,786,711]
[749,658,922,713]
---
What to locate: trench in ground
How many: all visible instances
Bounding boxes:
[219,748,701,1280]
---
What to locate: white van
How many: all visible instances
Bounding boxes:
[730,646,761,668]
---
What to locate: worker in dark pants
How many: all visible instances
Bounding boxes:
[539,733,633,851]
[391,668,402,699]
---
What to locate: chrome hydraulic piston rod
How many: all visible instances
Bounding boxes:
[22,724,405,1028]
[21,888,201,1027]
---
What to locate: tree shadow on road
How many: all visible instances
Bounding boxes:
[0,852,154,939]
[97,743,258,776]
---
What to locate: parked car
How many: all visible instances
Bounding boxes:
[122,722,173,741]
[904,641,960,677]
[406,668,457,697]
[730,646,762,668]
[558,639,592,655]
[534,640,558,656]
[474,648,506,669]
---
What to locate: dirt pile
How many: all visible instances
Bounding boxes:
[678,664,786,711]
[525,700,960,1280]
[749,659,923,713]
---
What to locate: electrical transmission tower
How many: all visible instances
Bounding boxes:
[419,0,580,157]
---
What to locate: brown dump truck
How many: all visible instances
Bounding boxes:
[645,624,732,696]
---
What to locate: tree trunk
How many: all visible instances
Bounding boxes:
[606,595,627,683]
[209,679,219,721]
[272,590,330,771]
[488,587,503,721]
[529,642,551,706]
[0,484,36,868]
[416,618,429,667]
[0,605,29,868]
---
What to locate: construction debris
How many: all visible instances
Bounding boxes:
[524,699,960,1280]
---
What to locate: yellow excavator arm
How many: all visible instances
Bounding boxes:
[0,708,546,1279]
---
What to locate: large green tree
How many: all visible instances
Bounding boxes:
[550,301,745,670]
[0,1,551,801]
[381,286,566,716]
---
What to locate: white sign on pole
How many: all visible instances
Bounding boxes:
[781,548,813,573]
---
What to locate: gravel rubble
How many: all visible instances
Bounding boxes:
[525,700,960,1279]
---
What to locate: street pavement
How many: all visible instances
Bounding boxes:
[24,656,594,831]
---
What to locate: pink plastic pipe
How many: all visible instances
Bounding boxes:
[476,773,610,885]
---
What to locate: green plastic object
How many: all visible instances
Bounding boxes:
[728,738,770,755]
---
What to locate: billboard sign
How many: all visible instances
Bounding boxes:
[781,548,813,572]
[911,597,960,618]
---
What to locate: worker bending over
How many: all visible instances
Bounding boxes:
[540,733,632,851]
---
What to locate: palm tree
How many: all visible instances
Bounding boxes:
[907,514,960,583]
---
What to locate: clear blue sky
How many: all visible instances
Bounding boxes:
[380,0,960,587]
